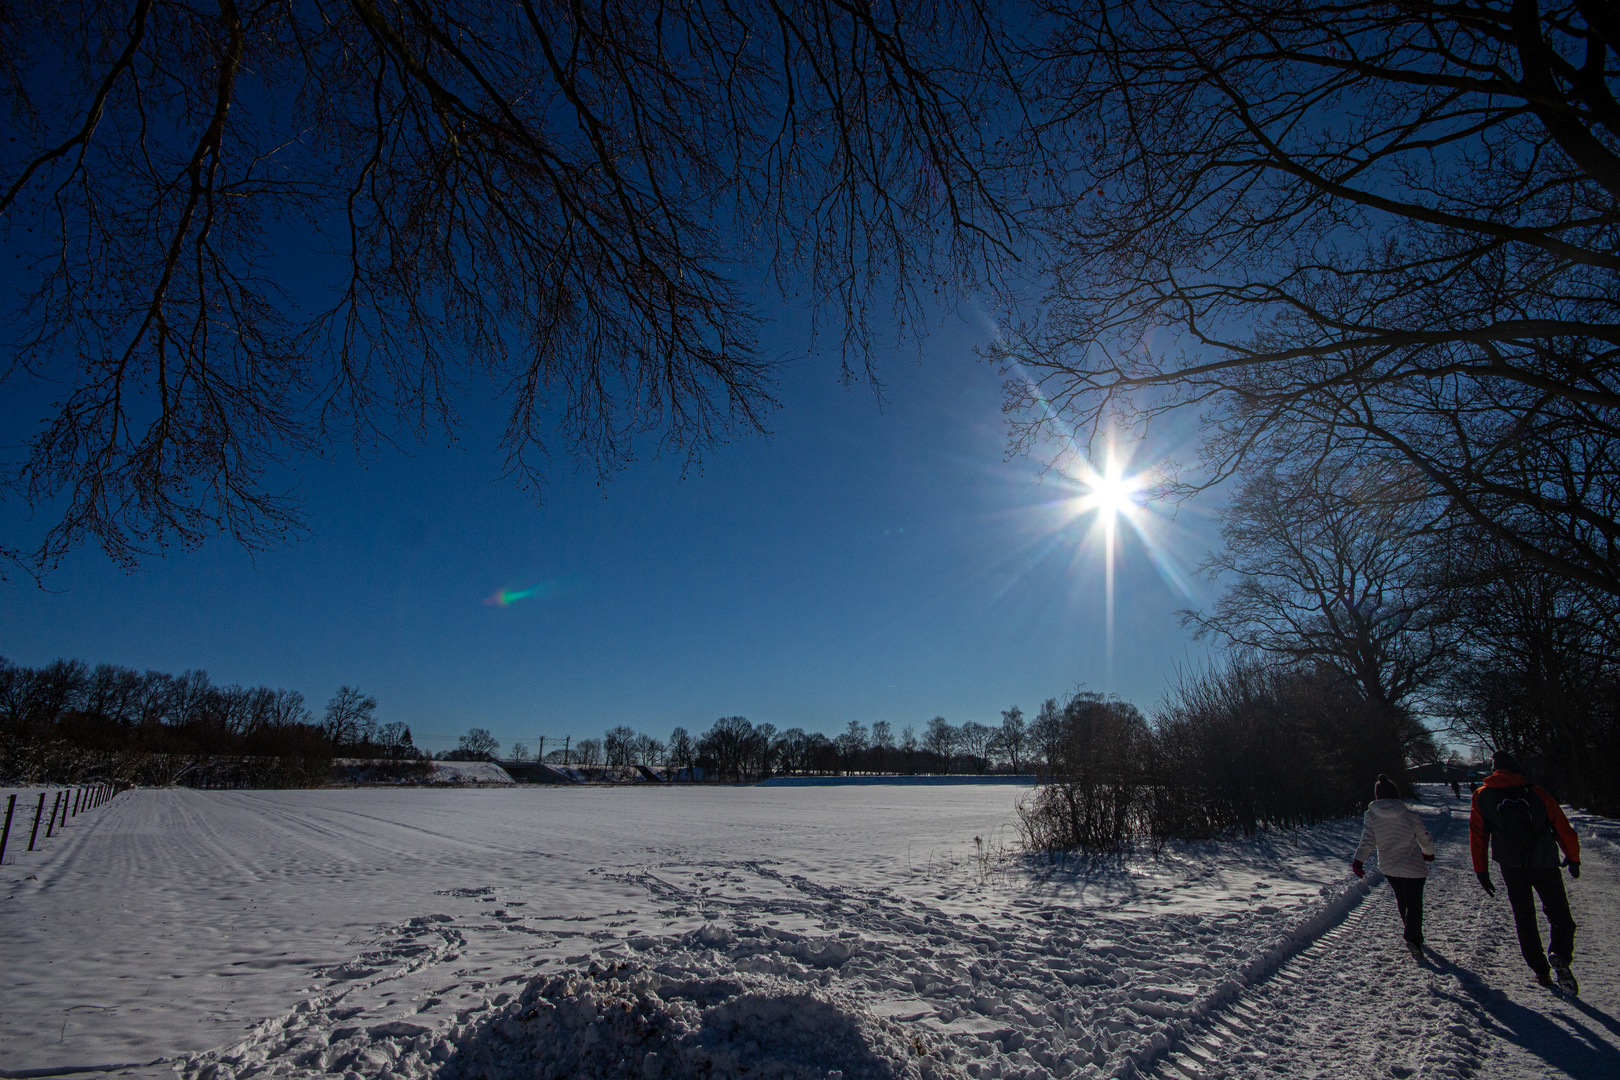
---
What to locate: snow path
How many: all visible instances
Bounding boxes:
[1,787,1613,1080]
[1146,792,1620,1080]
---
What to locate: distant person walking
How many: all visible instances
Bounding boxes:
[1353,774,1436,959]
[1470,751,1583,994]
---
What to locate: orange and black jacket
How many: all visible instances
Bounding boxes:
[1469,770,1581,874]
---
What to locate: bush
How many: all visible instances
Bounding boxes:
[1016,694,1151,852]
[1017,662,1410,854]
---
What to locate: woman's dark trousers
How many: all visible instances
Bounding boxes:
[1501,867,1576,974]
[1387,876,1425,945]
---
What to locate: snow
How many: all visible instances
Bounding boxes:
[423,762,514,785]
[1142,787,1620,1080]
[0,784,1613,1080]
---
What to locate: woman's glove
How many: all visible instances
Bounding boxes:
[1352,860,1365,878]
[1422,853,1435,862]
[1569,861,1581,880]
[1476,871,1496,896]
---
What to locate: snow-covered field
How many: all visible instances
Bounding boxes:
[0,785,1614,1080]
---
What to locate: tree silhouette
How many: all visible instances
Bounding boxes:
[1005,0,1620,599]
[2,0,1020,574]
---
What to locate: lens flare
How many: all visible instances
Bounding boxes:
[483,581,560,607]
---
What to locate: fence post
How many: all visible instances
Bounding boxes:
[46,791,62,837]
[27,792,45,851]
[0,794,15,865]
[71,788,80,816]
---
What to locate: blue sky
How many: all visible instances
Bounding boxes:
[0,313,1222,756]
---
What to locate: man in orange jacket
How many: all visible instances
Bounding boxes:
[1471,751,1583,993]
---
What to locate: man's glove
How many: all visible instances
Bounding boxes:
[1422,853,1435,862]
[1568,861,1581,880]
[1477,871,1496,896]
[1352,860,1365,878]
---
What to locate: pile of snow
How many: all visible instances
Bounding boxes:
[433,968,956,1080]
[426,762,514,785]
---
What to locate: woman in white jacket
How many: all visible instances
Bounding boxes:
[1352,775,1436,958]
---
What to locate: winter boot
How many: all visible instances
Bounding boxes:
[1550,952,1579,997]
[1405,940,1424,960]
[1535,970,1554,988]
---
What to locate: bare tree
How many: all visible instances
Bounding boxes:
[956,720,995,773]
[603,724,637,767]
[666,727,695,772]
[1,0,1023,576]
[698,716,756,781]
[572,737,602,767]
[922,715,957,767]
[997,706,1026,772]
[1005,0,1620,600]
[1444,541,1620,810]
[453,726,500,761]
[1188,460,1461,731]
[322,686,377,747]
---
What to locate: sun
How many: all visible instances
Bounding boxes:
[1087,470,1139,519]
[1079,458,1142,520]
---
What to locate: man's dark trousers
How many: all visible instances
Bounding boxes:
[1501,867,1576,973]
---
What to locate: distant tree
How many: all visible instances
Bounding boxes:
[957,721,995,774]
[323,686,378,747]
[923,716,958,767]
[835,720,869,773]
[869,719,895,771]
[699,716,757,781]
[1030,699,1064,772]
[634,733,666,767]
[900,724,919,773]
[455,727,500,761]
[604,725,638,767]
[508,741,532,762]
[771,728,806,775]
[0,656,336,771]
[574,738,603,768]
[998,707,1027,772]
[378,721,419,759]
[751,723,777,778]
[667,728,695,772]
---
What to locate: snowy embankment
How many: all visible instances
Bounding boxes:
[0,787,1469,1079]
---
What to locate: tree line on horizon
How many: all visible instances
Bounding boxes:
[0,659,424,783]
[477,713,1038,780]
[0,654,1050,784]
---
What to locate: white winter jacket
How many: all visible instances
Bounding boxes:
[1354,799,1436,878]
